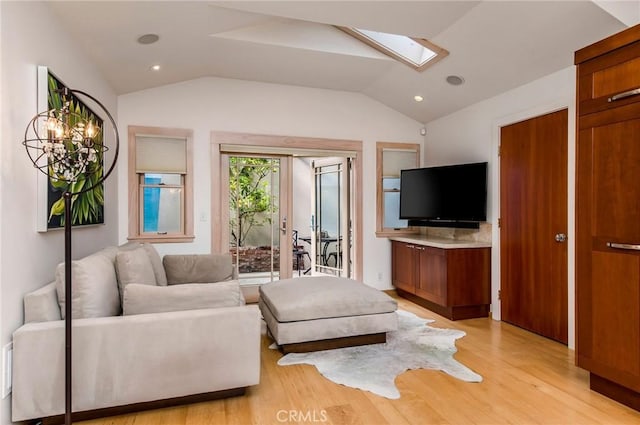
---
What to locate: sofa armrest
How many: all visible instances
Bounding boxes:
[24,281,61,323]
[12,305,261,422]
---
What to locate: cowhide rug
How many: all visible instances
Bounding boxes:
[274,310,482,399]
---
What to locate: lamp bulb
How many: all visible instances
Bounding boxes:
[54,122,64,139]
[46,116,57,132]
[86,121,95,138]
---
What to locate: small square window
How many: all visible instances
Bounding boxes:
[128,126,194,243]
[376,142,420,237]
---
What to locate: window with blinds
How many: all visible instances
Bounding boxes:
[128,126,194,242]
[376,142,420,236]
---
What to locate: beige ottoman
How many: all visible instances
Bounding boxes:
[259,276,398,353]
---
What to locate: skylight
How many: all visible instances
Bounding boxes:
[338,27,448,72]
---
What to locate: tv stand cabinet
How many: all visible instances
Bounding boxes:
[390,237,491,320]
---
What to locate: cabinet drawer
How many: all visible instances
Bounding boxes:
[578,40,640,116]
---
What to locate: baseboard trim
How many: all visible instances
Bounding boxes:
[396,289,490,320]
[590,373,640,412]
[37,387,247,425]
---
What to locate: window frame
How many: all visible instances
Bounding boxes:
[375,142,421,237]
[336,27,449,72]
[128,125,194,243]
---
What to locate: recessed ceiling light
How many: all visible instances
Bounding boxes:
[446,75,465,86]
[137,34,159,45]
[414,95,424,102]
[151,65,161,71]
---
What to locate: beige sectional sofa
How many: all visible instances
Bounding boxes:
[12,243,260,423]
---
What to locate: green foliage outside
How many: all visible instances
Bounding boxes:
[229,157,277,247]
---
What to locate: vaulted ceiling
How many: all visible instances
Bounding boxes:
[49,1,627,123]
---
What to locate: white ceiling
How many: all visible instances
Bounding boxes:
[48,1,628,123]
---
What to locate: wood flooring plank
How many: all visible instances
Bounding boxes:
[78,296,640,425]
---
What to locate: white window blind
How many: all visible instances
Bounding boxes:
[136,136,187,173]
[382,150,418,177]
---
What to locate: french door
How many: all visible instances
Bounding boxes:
[211,131,363,281]
[311,158,352,277]
[225,154,292,283]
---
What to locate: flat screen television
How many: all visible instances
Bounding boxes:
[399,162,487,227]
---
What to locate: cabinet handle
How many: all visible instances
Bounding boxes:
[608,88,640,102]
[607,242,640,251]
[407,244,415,249]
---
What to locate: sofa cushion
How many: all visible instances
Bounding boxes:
[259,276,398,322]
[163,254,234,285]
[115,247,157,300]
[24,281,61,323]
[142,243,168,286]
[56,249,121,319]
[122,280,245,315]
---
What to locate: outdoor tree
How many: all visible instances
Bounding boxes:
[229,157,277,247]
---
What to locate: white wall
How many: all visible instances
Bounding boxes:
[425,66,576,348]
[117,77,424,289]
[594,0,640,27]
[0,3,118,423]
[0,2,4,419]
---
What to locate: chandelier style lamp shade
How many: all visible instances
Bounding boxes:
[23,87,119,425]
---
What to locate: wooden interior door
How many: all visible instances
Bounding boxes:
[500,109,568,344]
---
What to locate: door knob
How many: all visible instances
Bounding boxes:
[555,233,567,243]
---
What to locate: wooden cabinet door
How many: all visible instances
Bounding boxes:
[416,246,447,305]
[577,41,640,116]
[447,248,491,307]
[577,107,640,391]
[391,242,416,293]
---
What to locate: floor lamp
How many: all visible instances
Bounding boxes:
[23,87,119,425]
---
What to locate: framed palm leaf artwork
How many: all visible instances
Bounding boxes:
[36,66,105,231]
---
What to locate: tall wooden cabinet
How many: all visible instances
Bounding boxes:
[575,25,640,411]
[391,238,491,320]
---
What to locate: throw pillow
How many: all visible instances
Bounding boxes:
[122,280,245,315]
[56,250,121,319]
[115,247,157,301]
[142,243,168,286]
[163,253,234,285]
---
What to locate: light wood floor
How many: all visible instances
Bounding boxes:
[81,297,640,425]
